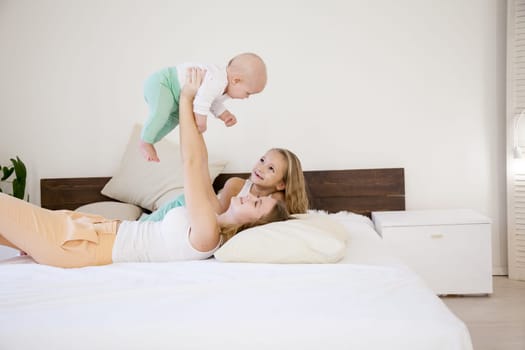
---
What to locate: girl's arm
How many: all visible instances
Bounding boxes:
[217,177,245,213]
[179,68,220,251]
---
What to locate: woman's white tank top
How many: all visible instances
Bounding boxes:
[112,206,219,262]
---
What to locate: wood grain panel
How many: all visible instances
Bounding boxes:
[304,168,404,197]
[305,168,405,216]
[40,177,113,210]
[41,168,405,217]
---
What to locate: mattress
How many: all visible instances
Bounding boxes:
[0,212,472,350]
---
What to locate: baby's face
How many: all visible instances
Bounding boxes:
[226,75,265,99]
[226,80,254,99]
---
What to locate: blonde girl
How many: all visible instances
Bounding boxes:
[217,148,309,215]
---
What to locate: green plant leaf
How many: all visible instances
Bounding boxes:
[11,157,27,180]
[0,157,28,199]
[11,157,27,200]
[1,166,14,181]
[13,177,26,199]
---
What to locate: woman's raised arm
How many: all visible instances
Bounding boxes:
[179,68,220,251]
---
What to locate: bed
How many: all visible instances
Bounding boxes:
[0,168,473,350]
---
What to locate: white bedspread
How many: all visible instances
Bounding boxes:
[0,213,472,350]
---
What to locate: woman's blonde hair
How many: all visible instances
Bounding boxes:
[219,200,290,243]
[272,148,309,214]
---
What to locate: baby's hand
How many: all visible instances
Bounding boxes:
[195,113,207,133]
[219,110,237,127]
[139,140,160,162]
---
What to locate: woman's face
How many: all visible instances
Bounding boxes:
[229,195,277,224]
[250,150,287,190]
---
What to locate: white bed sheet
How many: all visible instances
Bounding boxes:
[0,212,472,350]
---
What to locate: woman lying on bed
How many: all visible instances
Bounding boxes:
[0,68,291,268]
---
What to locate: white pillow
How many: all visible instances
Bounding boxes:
[101,124,227,211]
[154,188,185,209]
[75,201,143,221]
[214,213,348,263]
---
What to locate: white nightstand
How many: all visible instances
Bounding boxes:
[372,209,493,295]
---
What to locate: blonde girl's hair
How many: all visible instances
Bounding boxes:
[219,200,290,243]
[272,148,309,214]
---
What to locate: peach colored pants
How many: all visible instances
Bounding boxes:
[0,193,117,268]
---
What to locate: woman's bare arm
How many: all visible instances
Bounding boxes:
[179,68,220,251]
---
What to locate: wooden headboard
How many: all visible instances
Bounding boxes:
[41,168,405,217]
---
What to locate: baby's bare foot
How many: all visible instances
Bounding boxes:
[139,141,160,162]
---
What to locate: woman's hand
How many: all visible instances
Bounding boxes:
[181,67,206,100]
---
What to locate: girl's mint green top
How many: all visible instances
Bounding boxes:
[140,193,186,222]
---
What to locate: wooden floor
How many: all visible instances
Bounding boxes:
[441,276,525,350]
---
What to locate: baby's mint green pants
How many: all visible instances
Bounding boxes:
[141,67,181,144]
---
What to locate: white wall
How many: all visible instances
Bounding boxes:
[0,0,507,273]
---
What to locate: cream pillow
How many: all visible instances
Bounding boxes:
[154,188,185,209]
[214,214,348,263]
[75,201,143,221]
[101,124,227,211]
